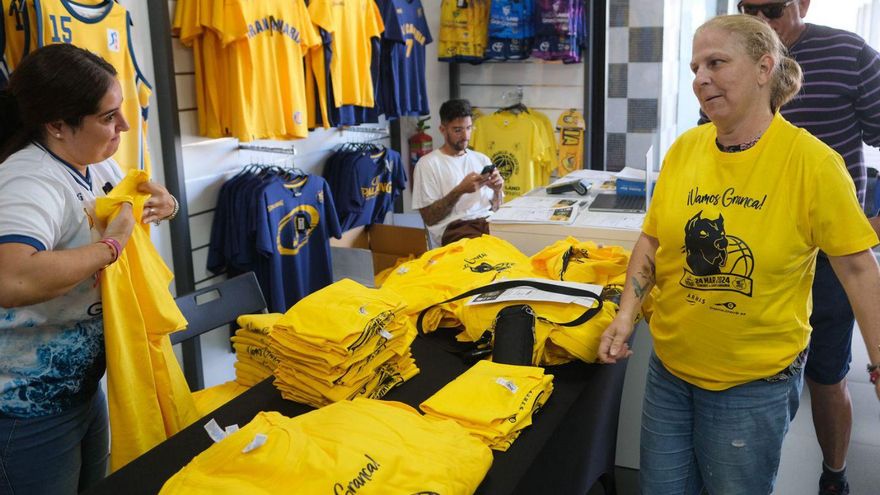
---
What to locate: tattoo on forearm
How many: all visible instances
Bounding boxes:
[645,255,656,283]
[631,277,647,300]
[631,255,656,301]
[420,190,461,226]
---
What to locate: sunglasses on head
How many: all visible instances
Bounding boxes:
[737,0,794,19]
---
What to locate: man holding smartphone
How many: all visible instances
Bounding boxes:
[412,99,504,247]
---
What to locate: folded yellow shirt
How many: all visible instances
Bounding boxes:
[420,360,553,450]
[160,400,492,495]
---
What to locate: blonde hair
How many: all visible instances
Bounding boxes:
[697,14,802,113]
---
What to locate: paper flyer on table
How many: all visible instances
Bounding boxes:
[490,196,586,224]
[465,278,603,308]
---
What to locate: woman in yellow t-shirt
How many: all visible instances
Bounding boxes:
[597,15,880,494]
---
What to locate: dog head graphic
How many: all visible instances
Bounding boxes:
[684,211,728,276]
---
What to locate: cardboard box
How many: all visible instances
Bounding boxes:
[330,224,428,275]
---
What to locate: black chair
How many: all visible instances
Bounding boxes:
[171,272,267,391]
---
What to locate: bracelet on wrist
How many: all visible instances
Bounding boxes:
[98,238,122,265]
[164,196,180,221]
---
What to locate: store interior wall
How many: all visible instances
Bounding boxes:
[142,0,880,396]
[605,0,666,171]
[152,0,662,393]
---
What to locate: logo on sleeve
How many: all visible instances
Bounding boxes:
[679,210,754,296]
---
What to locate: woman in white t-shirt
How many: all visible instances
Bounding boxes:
[0,44,177,494]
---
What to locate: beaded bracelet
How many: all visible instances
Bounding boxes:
[164,196,180,221]
[98,237,122,264]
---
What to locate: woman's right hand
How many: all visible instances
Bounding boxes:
[103,202,135,248]
[598,314,635,363]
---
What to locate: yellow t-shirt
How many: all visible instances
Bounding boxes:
[531,237,630,287]
[32,0,152,173]
[471,112,551,200]
[174,0,228,138]
[379,235,536,330]
[438,0,489,61]
[644,113,879,390]
[420,360,554,451]
[308,0,383,108]
[160,400,492,495]
[206,0,319,141]
[96,170,198,471]
[527,110,558,182]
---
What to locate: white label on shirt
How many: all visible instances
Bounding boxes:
[242,433,268,453]
[204,418,226,443]
[496,377,518,393]
[379,329,394,340]
[225,424,240,436]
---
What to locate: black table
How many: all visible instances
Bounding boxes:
[85,333,629,495]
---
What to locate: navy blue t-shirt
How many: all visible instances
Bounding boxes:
[379,0,432,118]
[326,148,406,231]
[254,175,341,312]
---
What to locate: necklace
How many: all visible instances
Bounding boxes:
[715,134,762,153]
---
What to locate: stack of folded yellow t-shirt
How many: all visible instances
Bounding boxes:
[268,279,419,407]
[159,398,493,494]
[231,313,284,387]
[419,360,554,451]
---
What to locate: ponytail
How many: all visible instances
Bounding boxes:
[0,89,28,163]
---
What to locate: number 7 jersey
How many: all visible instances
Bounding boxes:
[31,0,152,174]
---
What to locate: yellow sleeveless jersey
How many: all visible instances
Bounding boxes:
[471,112,552,200]
[159,400,492,495]
[32,0,151,174]
[206,0,320,141]
[3,0,30,69]
[308,0,384,108]
[438,0,489,61]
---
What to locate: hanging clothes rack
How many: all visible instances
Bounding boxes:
[238,144,298,155]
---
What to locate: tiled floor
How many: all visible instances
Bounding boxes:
[587,324,880,495]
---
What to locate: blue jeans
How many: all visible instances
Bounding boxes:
[640,353,803,495]
[0,389,109,495]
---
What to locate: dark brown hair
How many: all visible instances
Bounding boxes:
[0,43,117,162]
[439,99,474,124]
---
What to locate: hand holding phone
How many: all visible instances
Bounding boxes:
[480,164,496,176]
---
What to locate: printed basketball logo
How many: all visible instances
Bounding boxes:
[107,29,120,52]
[491,151,517,181]
[679,210,754,296]
[277,205,319,256]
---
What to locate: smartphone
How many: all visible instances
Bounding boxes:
[480,164,496,176]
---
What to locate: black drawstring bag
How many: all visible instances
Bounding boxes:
[416,280,603,366]
[491,305,536,366]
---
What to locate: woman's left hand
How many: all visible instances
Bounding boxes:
[138,180,176,224]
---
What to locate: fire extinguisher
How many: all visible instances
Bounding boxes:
[408,117,433,180]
